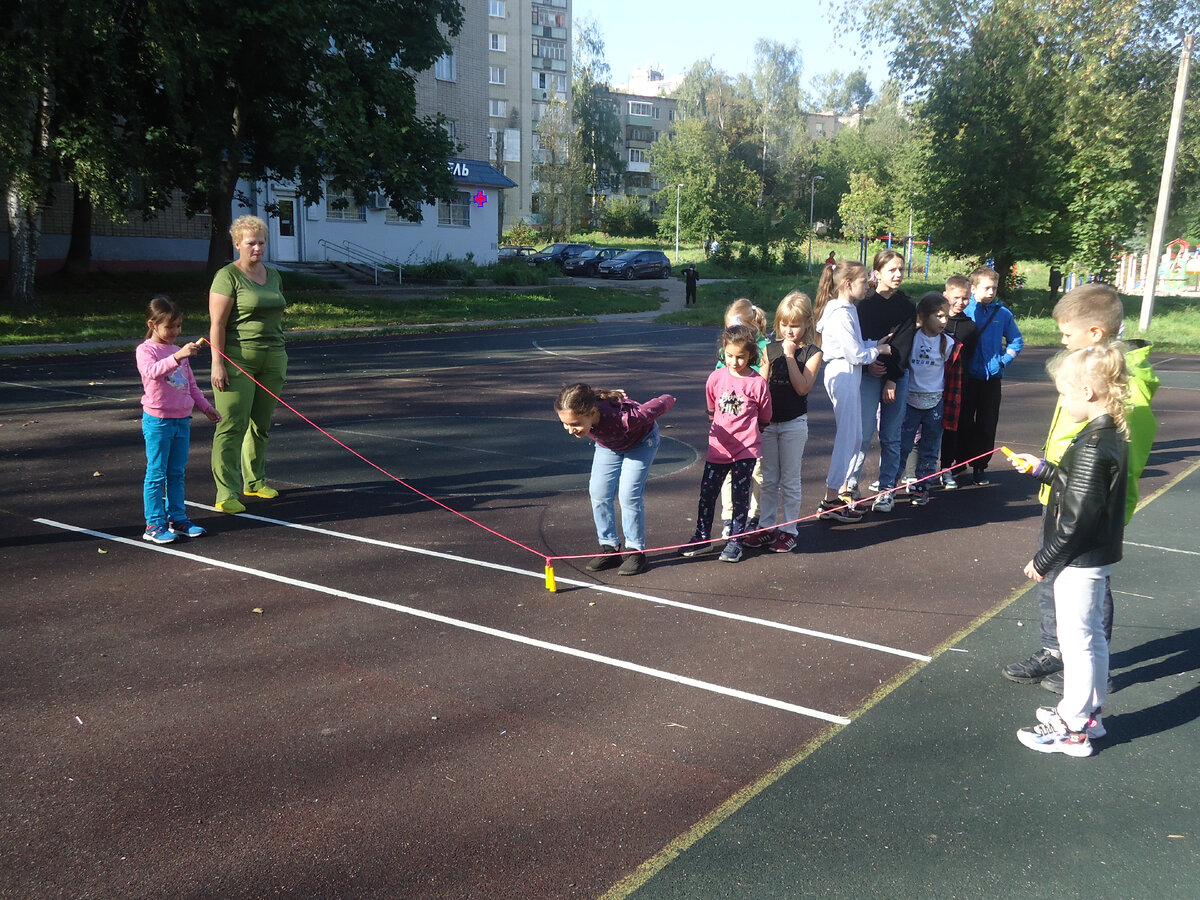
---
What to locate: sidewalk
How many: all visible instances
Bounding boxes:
[619,460,1200,899]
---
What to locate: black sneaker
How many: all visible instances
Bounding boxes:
[972,468,991,486]
[818,499,864,523]
[1002,648,1063,684]
[678,534,715,557]
[1041,671,1114,696]
[617,552,647,576]
[585,545,621,572]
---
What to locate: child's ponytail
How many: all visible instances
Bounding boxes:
[554,383,623,415]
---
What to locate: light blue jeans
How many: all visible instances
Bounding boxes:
[853,370,910,490]
[590,424,661,551]
[143,412,191,528]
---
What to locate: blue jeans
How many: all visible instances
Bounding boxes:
[143,412,191,528]
[590,424,660,551]
[899,400,944,482]
[853,370,910,489]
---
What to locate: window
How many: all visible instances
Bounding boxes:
[325,186,365,222]
[627,126,652,142]
[629,148,648,164]
[489,99,507,118]
[438,191,471,227]
[628,101,658,118]
[489,32,506,51]
[442,120,456,141]
[489,66,506,85]
[531,38,566,60]
[668,108,677,122]
[434,53,456,82]
[532,7,566,26]
[533,72,567,93]
[489,0,505,17]
[386,207,422,225]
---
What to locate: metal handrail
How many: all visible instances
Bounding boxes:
[316,239,402,284]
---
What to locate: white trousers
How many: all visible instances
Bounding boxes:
[823,360,862,492]
[759,415,809,534]
[1053,564,1111,731]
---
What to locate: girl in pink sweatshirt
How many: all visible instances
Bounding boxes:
[137,296,221,544]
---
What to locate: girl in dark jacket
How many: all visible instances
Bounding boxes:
[1008,345,1129,757]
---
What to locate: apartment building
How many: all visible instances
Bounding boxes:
[607,89,679,215]
[487,0,572,231]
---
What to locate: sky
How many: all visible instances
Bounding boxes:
[572,0,890,94]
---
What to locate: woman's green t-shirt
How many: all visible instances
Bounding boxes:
[210,264,286,349]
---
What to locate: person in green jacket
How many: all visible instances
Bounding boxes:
[207,215,288,513]
[1002,283,1159,692]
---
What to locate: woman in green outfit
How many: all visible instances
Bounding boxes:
[208,215,288,513]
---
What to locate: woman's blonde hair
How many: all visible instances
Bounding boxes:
[1049,345,1129,436]
[724,298,767,338]
[773,290,814,343]
[230,215,268,245]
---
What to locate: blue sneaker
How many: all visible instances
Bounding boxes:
[168,519,206,538]
[143,525,177,545]
[719,541,744,563]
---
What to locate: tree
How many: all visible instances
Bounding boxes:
[844,0,1200,280]
[650,117,761,246]
[572,19,623,228]
[534,97,590,240]
[838,172,888,246]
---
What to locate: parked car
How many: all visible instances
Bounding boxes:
[597,249,672,280]
[497,246,536,261]
[528,242,591,269]
[562,247,626,277]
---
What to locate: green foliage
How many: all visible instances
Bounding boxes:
[600,196,657,237]
[502,220,539,248]
[572,19,624,209]
[535,97,591,240]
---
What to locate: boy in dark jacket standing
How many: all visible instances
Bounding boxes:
[1007,345,1129,757]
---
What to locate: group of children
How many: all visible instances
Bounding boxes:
[134,252,1152,760]
[560,258,1155,758]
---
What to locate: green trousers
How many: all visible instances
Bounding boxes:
[211,343,287,502]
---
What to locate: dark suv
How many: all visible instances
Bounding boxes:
[597,249,671,280]
[562,247,626,277]
[529,242,591,269]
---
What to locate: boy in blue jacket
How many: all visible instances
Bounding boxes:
[958,266,1024,484]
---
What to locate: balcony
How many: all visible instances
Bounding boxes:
[626,160,650,173]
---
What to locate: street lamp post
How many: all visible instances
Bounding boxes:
[675,183,683,262]
[808,174,824,271]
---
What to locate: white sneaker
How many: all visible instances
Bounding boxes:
[1018,709,1093,757]
[871,490,895,513]
[1036,705,1106,739]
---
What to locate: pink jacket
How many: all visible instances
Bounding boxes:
[137,340,213,419]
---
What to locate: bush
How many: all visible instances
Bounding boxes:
[502,219,539,248]
[601,196,657,238]
[488,263,551,286]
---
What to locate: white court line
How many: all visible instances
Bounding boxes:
[33,517,850,725]
[185,502,932,662]
[1125,541,1200,557]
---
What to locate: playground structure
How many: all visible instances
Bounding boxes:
[1116,238,1200,294]
[857,233,933,278]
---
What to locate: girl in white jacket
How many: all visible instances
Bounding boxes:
[813,261,893,522]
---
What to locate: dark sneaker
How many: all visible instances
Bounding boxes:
[718,541,744,563]
[1002,648,1063,684]
[1040,671,1114,696]
[142,525,177,545]
[941,472,959,490]
[585,545,621,572]
[1017,709,1093,757]
[168,519,206,538]
[617,552,647,576]
[678,534,715,557]
[909,486,930,507]
[1036,705,1106,739]
[769,531,797,553]
[742,528,775,550]
[972,468,991,486]
[818,499,864,523]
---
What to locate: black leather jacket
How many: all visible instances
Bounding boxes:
[1034,415,1128,577]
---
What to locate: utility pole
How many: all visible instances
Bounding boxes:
[1140,32,1193,333]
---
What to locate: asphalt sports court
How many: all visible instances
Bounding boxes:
[2,322,1198,898]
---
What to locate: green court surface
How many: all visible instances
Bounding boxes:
[622,462,1200,899]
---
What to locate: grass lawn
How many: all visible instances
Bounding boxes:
[2,254,1197,354]
[0,269,664,347]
